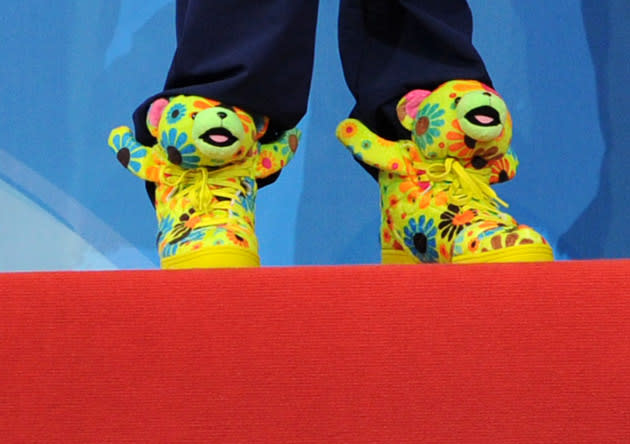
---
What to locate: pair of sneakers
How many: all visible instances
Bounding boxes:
[108,80,553,268]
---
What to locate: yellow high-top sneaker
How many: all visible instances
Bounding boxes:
[109,95,299,268]
[337,80,553,264]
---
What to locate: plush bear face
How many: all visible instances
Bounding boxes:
[396,80,513,167]
[146,95,268,168]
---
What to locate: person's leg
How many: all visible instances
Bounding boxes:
[338,0,491,141]
[336,0,553,264]
[111,0,317,268]
[133,0,319,146]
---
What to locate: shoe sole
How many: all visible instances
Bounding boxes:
[452,243,554,264]
[382,243,554,265]
[161,246,261,269]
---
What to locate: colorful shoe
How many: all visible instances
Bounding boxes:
[337,80,553,264]
[108,95,299,269]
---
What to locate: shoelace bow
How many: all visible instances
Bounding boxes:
[160,160,254,224]
[413,157,508,210]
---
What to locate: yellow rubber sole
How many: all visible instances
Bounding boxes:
[161,246,260,269]
[382,249,421,265]
[382,243,554,265]
[452,243,554,264]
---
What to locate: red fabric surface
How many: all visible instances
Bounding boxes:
[1,260,630,443]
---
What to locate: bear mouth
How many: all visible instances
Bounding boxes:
[465,106,501,127]
[199,127,238,147]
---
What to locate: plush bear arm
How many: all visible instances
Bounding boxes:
[255,128,301,179]
[108,126,158,181]
[336,118,409,173]
[488,146,519,185]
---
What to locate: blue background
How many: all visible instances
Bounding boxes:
[0,0,628,271]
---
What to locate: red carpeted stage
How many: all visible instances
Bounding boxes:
[2,260,630,443]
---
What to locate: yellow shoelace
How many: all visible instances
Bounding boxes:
[415,157,508,210]
[160,160,255,223]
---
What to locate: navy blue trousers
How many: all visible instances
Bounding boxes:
[134,0,491,145]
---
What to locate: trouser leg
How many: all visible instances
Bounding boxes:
[338,0,491,141]
[133,0,319,146]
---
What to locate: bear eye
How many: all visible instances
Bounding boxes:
[454,97,461,106]
[191,112,198,120]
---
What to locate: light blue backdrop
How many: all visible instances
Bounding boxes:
[0,0,628,270]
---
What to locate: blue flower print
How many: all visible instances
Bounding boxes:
[161,242,179,258]
[160,225,208,258]
[414,103,445,151]
[161,128,199,167]
[167,103,187,124]
[156,214,176,245]
[112,131,141,152]
[112,132,147,173]
[181,227,208,244]
[403,215,439,263]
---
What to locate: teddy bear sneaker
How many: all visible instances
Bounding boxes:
[337,79,553,264]
[108,95,299,269]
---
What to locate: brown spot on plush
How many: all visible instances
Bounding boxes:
[506,233,519,247]
[289,134,299,152]
[167,146,183,165]
[416,117,430,136]
[396,104,407,123]
[491,235,503,250]
[520,238,534,245]
[464,136,477,149]
[117,148,130,168]
[471,156,488,169]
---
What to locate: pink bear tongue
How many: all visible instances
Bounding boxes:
[475,114,495,125]
[211,135,229,143]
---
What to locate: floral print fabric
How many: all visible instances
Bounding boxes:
[337,80,553,263]
[109,95,299,268]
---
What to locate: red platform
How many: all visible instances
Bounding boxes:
[2,260,630,443]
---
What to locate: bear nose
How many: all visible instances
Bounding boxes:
[217,111,227,119]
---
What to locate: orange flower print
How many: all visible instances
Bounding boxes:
[388,195,400,208]
[341,121,358,140]
[407,144,423,163]
[452,80,498,96]
[257,151,276,174]
[146,165,162,183]
[467,237,480,253]
[387,158,405,172]
[382,227,393,245]
[438,204,476,241]
[193,99,221,110]
[439,243,451,262]
[227,230,249,248]
[392,240,404,251]
[377,136,397,147]
[477,220,503,231]
[447,119,475,159]
[434,191,449,207]
[399,177,431,196]
[418,192,432,209]
[489,151,518,184]
[385,210,396,232]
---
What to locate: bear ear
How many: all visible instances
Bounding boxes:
[253,115,270,141]
[396,89,432,131]
[146,97,170,138]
